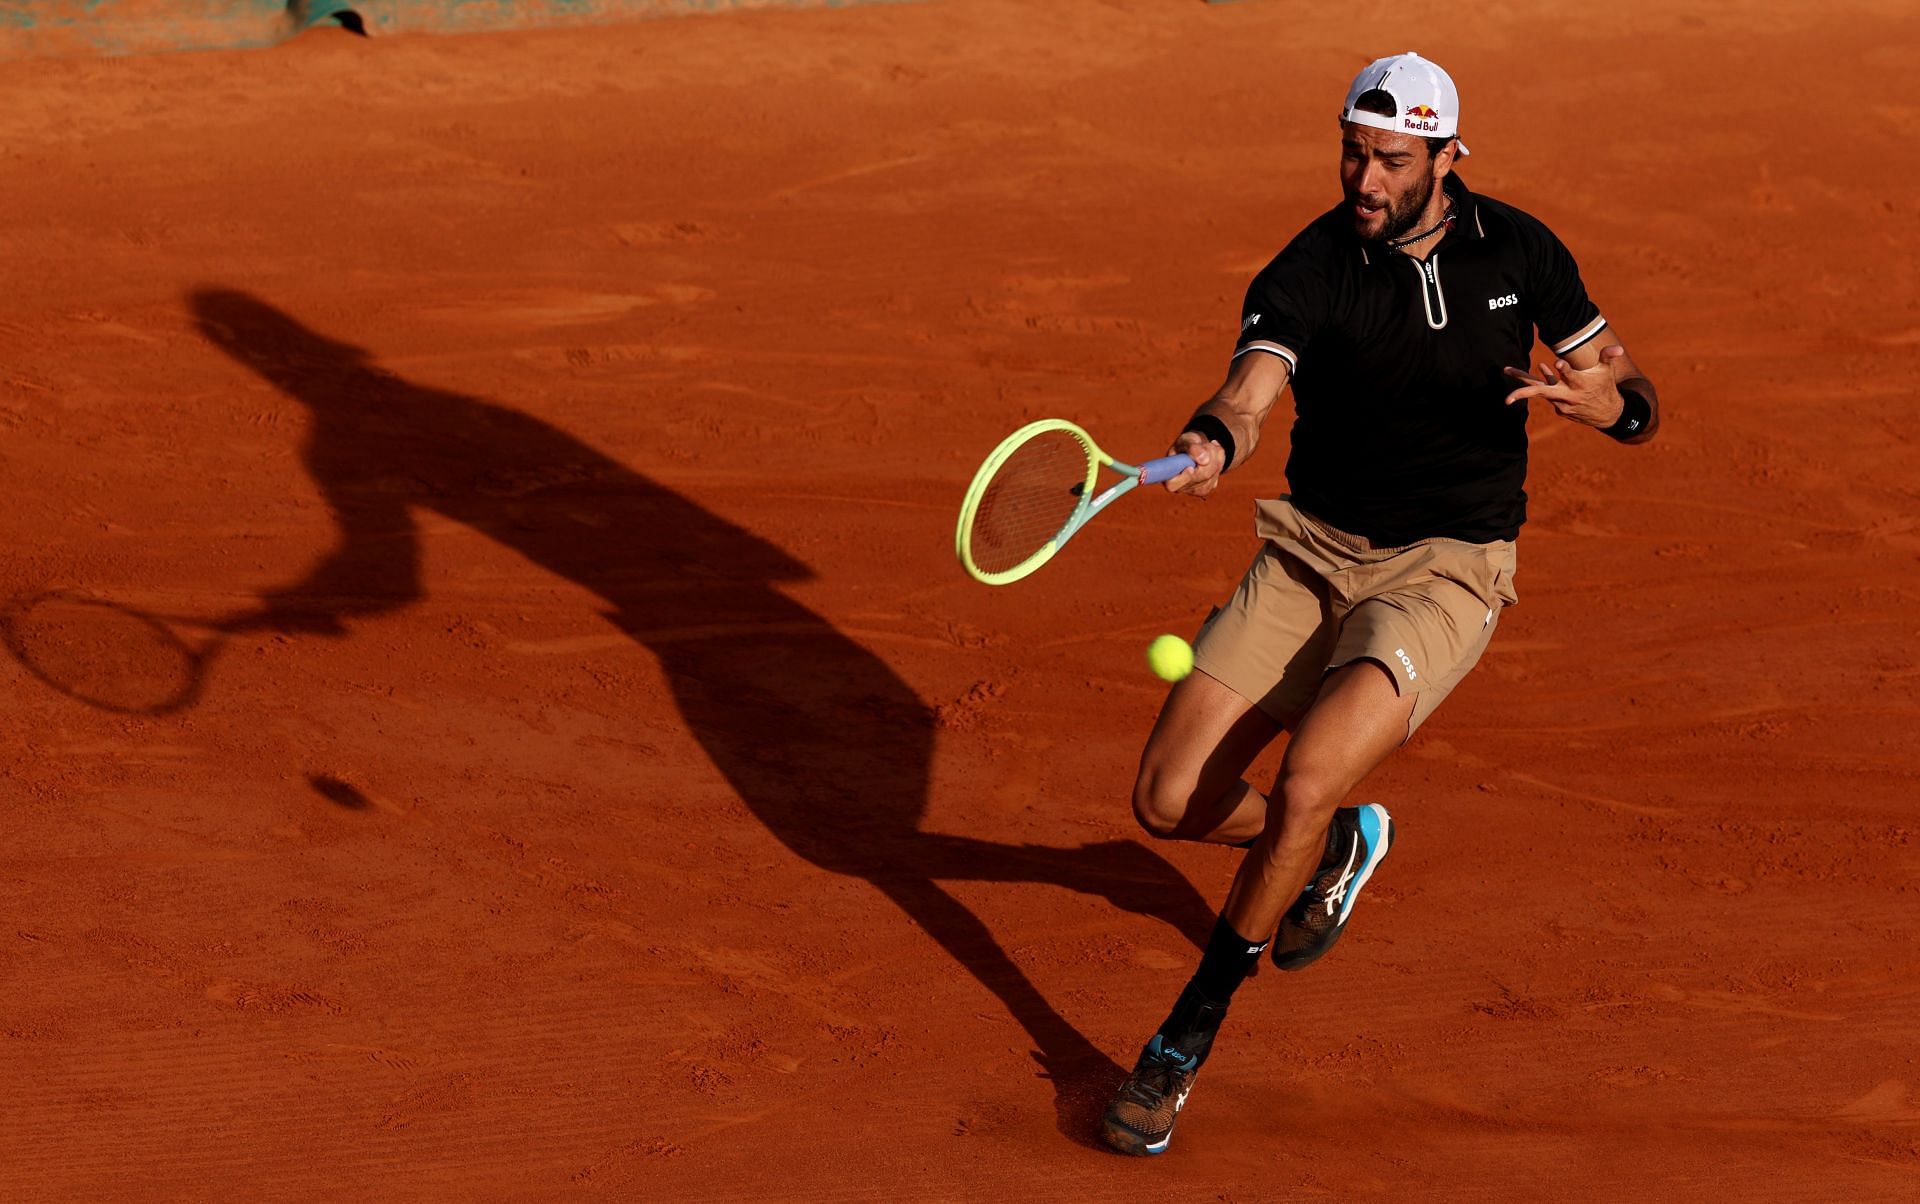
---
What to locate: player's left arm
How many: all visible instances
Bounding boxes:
[1501,328,1660,444]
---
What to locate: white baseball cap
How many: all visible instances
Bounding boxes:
[1340,51,1470,156]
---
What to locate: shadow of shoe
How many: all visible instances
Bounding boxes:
[1033,1046,1129,1153]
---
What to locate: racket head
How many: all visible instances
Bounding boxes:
[955,419,1106,585]
[1,591,216,715]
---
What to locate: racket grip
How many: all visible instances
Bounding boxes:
[1138,454,1195,486]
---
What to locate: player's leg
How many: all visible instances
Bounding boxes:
[1106,541,1335,1154]
[1129,668,1278,846]
[1105,661,1413,1154]
[1128,539,1333,848]
[1266,535,1519,969]
[1222,659,1411,947]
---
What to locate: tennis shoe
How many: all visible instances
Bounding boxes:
[1270,802,1394,971]
[1102,1034,1206,1156]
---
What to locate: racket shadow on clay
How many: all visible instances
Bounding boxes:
[0,591,263,716]
[185,287,1216,1149]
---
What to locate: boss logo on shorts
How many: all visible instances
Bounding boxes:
[1487,293,1519,311]
[1393,647,1418,680]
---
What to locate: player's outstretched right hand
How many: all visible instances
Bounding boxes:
[1164,431,1224,498]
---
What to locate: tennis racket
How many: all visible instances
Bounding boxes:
[955,419,1193,585]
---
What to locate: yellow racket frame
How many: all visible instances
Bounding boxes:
[955,419,1187,586]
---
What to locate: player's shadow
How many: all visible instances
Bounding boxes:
[188,288,1213,1146]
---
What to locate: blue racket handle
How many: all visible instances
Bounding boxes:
[1138,454,1195,486]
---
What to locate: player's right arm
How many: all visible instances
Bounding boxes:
[1163,349,1291,498]
[1167,226,1329,498]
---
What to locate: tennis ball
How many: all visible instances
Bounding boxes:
[1146,634,1194,682]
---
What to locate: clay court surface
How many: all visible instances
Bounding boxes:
[2,0,1917,1197]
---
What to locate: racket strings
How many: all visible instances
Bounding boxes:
[966,431,1092,575]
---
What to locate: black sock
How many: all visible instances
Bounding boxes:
[1155,982,1228,1064]
[1192,915,1268,1002]
[1155,918,1269,1064]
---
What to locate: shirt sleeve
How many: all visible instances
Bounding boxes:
[1526,221,1608,356]
[1233,234,1330,376]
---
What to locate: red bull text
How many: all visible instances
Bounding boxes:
[1404,103,1441,132]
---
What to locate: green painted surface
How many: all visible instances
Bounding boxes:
[0,0,919,59]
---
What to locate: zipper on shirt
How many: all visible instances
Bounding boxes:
[1408,252,1449,330]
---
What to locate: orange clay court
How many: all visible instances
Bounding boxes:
[1,1,1916,1197]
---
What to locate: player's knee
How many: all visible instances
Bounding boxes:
[1130,766,1189,839]
[1274,766,1342,834]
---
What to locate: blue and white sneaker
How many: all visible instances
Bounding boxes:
[1102,1034,1204,1156]
[1270,803,1394,971]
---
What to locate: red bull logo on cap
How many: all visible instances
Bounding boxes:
[1403,103,1441,133]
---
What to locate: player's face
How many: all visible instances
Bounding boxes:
[1339,124,1446,241]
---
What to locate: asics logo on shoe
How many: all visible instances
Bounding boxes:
[1175,1087,1191,1110]
[1324,840,1360,916]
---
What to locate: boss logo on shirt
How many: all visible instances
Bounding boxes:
[1486,293,1519,310]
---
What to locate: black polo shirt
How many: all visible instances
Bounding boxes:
[1233,173,1608,545]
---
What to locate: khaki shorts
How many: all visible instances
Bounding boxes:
[1192,498,1518,738]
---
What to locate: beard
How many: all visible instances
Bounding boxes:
[1362,171,1436,243]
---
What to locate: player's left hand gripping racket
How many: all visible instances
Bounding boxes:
[955,419,1192,585]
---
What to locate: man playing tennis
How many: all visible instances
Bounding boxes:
[1102,52,1660,1156]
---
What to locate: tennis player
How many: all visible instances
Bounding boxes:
[1103,51,1660,1155]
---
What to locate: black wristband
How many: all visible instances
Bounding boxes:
[1602,387,1652,442]
[1182,413,1236,471]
